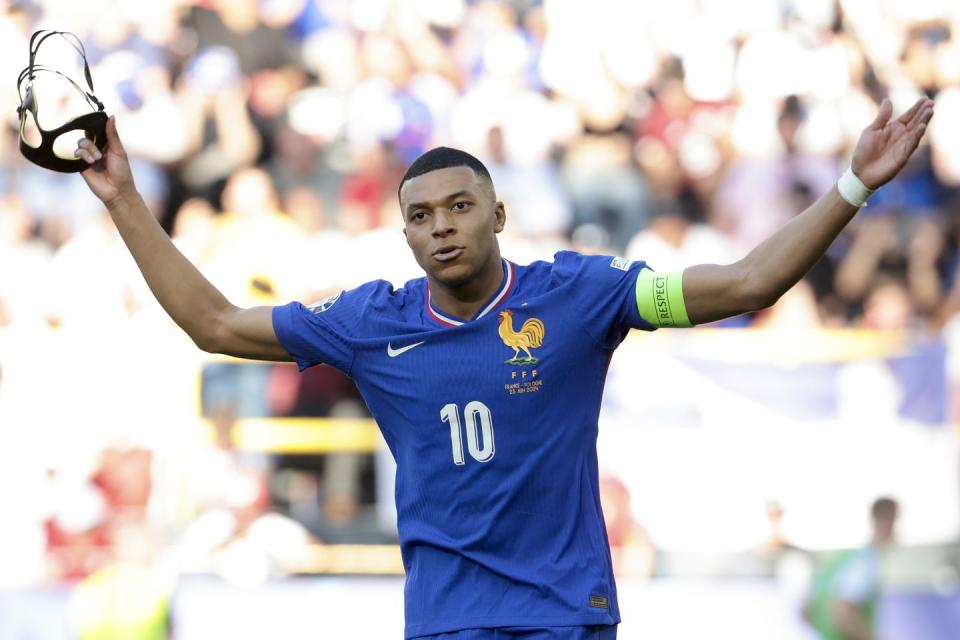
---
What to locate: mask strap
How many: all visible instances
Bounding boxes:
[27,30,100,94]
[18,30,104,122]
[17,65,104,115]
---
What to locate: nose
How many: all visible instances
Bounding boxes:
[431,208,455,237]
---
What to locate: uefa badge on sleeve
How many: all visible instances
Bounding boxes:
[308,291,342,313]
[609,257,632,271]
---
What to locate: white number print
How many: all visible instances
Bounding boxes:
[440,401,495,465]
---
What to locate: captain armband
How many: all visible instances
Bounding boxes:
[635,268,693,328]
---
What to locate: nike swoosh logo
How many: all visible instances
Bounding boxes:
[387,341,425,357]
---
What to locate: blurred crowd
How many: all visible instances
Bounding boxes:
[1,0,959,332]
[1,0,959,609]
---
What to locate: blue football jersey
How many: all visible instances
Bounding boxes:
[273,251,654,638]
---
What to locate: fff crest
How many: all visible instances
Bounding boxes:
[497,310,545,366]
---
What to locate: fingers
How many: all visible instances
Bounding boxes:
[869,98,892,130]
[74,137,102,164]
[914,98,935,129]
[897,97,933,131]
[894,97,924,127]
[75,115,125,165]
[903,99,934,142]
[906,113,930,147]
[887,97,935,135]
[105,115,125,155]
[900,101,934,152]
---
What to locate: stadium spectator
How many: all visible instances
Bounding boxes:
[625,195,737,273]
[804,497,900,640]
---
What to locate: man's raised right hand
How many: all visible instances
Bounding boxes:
[76,115,136,207]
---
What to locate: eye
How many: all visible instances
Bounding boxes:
[453,201,470,211]
[412,211,426,221]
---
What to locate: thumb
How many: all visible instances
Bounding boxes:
[869,98,892,130]
[106,115,126,155]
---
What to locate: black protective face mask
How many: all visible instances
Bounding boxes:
[16,30,108,173]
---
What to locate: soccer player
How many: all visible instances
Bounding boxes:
[75,97,933,639]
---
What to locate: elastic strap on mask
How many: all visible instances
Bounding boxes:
[16,30,104,120]
[27,30,98,94]
[17,65,104,118]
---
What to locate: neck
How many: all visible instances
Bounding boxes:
[872,535,892,548]
[428,255,505,320]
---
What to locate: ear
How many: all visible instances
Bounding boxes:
[494,201,506,233]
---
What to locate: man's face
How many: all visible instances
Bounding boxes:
[400,166,505,287]
[873,508,898,544]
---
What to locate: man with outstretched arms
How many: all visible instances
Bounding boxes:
[76,97,933,639]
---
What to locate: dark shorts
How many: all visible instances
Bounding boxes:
[413,625,618,640]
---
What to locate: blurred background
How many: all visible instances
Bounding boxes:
[1,0,959,638]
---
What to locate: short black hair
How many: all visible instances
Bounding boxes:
[398,146,493,201]
[871,497,898,520]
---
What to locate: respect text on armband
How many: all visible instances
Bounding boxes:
[654,275,674,326]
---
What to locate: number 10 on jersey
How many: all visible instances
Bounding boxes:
[441,401,495,465]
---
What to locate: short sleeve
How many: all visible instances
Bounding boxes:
[552,251,654,351]
[834,550,877,603]
[272,281,386,374]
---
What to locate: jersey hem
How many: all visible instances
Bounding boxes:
[405,612,620,638]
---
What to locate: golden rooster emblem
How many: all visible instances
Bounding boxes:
[498,310,545,365]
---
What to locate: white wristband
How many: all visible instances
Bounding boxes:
[837,167,875,208]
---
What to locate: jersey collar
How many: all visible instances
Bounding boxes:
[426,259,515,327]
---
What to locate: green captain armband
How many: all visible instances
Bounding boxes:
[635,268,692,328]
